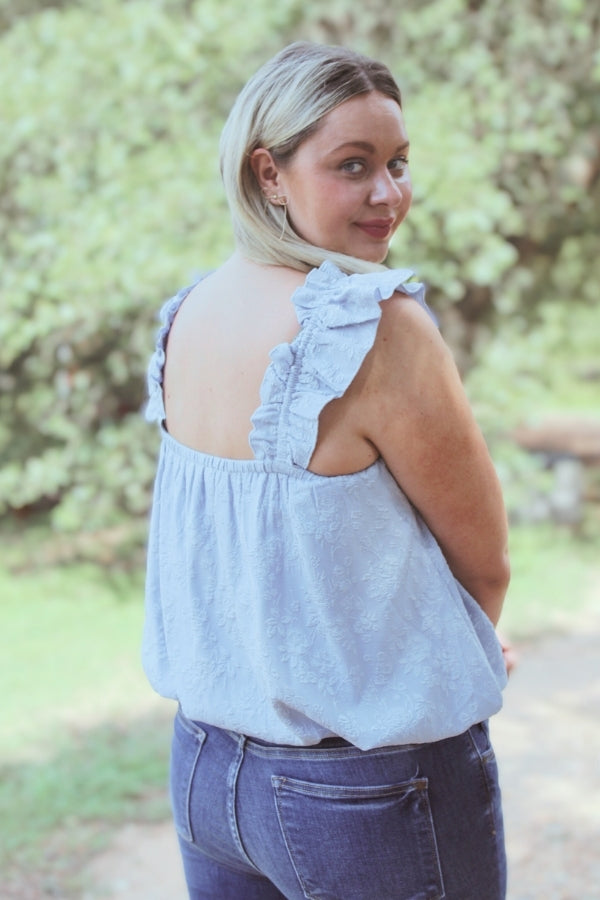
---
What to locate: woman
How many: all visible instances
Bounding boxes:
[144,41,510,900]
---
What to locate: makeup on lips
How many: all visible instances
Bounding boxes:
[355,218,396,239]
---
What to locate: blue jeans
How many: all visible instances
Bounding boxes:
[170,709,506,899]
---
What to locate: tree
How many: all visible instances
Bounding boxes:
[0,0,298,544]
[1,0,598,552]
[303,0,600,364]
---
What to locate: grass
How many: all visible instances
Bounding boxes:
[0,562,175,890]
[501,520,599,639]
[0,715,172,866]
[1,563,151,761]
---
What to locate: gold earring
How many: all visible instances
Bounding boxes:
[269,193,287,206]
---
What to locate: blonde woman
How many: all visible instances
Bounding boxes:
[144,42,510,900]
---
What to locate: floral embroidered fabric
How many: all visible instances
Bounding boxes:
[143,262,506,750]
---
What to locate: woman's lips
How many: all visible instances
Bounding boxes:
[355,219,395,239]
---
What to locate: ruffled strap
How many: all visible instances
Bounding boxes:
[250,261,431,468]
[145,283,198,424]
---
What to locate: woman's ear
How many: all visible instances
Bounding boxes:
[250,148,283,196]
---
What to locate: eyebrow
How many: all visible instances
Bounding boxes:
[329,140,410,155]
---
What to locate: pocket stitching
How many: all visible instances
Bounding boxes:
[172,719,206,843]
[272,774,428,800]
[272,774,445,900]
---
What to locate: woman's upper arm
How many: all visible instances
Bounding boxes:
[361,295,510,623]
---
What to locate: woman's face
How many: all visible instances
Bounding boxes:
[276,92,411,263]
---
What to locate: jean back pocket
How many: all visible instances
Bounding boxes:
[272,774,445,900]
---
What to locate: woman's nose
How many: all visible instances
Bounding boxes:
[369,170,407,207]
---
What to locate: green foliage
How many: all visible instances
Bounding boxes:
[466,302,600,431]
[501,522,598,638]
[303,0,600,361]
[464,300,600,517]
[1,0,598,545]
[0,0,299,540]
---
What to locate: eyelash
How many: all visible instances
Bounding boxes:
[390,155,410,172]
[341,156,409,176]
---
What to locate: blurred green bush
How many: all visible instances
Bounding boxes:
[1,0,598,552]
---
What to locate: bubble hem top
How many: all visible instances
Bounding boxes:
[143,261,507,750]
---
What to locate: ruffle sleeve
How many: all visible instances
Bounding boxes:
[250,261,430,469]
[144,284,197,424]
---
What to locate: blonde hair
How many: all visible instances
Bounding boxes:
[219,42,402,275]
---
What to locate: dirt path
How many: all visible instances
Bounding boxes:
[494,620,600,899]
[82,614,600,900]
[83,822,186,899]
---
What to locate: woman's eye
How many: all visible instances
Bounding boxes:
[389,156,409,174]
[341,160,365,175]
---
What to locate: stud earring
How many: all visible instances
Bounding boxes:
[268,193,287,206]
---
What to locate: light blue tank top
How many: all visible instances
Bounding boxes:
[143,261,506,750]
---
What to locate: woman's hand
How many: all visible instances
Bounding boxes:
[497,631,518,676]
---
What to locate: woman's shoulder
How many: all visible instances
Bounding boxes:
[375,285,441,350]
[296,261,430,321]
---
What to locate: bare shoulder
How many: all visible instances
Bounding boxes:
[364,292,456,407]
[358,288,487,504]
[376,292,447,358]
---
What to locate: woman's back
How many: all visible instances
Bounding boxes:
[163,253,379,475]
[143,259,507,749]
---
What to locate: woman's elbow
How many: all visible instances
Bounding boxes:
[476,551,511,626]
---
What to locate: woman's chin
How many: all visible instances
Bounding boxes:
[358,246,390,265]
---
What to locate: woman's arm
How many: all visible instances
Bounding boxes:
[360,295,510,625]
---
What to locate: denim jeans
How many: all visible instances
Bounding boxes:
[170,708,506,899]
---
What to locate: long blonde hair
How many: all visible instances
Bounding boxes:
[219,42,402,275]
